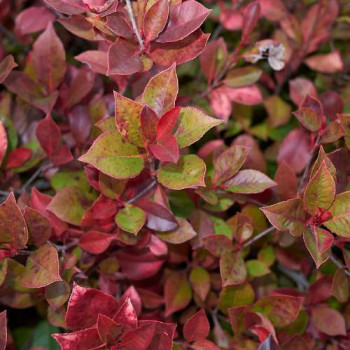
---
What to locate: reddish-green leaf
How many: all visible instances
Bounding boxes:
[0,311,6,350]
[275,161,298,200]
[79,131,144,180]
[0,192,28,250]
[24,206,51,247]
[115,205,146,235]
[225,170,276,194]
[261,199,307,237]
[165,272,192,316]
[189,267,210,301]
[183,309,210,342]
[143,0,169,43]
[293,107,322,132]
[303,162,335,215]
[157,154,206,190]
[310,146,336,180]
[253,294,303,328]
[220,251,247,287]
[79,231,115,254]
[224,66,262,88]
[213,145,248,184]
[0,55,17,84]
[174,107,221,148]
[265,95,291,128]
[219,284,255,314]
[53,328,103,350]
[311,306,346,336]
[156,217,197,244]
[20,243,62,288]
[303,228,330,268]
[150,134,180,163]
[332,269,349,303]
[324,191,350,237]
[114,92,144,147]
[32,23,66,91]
[45,280,70,309]
[139,65,178,117]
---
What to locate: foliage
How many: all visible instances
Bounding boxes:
[0,0,350,349]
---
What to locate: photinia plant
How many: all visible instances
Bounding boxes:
[1,0,350,349]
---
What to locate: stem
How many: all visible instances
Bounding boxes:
[242,226,275,249]
[125,0,144,51]
[126,179,157,204]
[330,254,350,277]
[22,164,44,191]
[277,263,309,291]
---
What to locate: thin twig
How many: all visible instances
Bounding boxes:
[125,0,144,51]
[242,226,275,249]
[277,263,309,291]
[330,254,350,277]
[22,164,44,192]
[126,179,157,204]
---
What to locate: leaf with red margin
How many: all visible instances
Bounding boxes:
[150,134,180,163]
[192,340,220,350]
[293,107,322,132]
[213,145,249,184]
[5,148,31,169]
[75,50,108,75]
[43,0,86,15]
[20,243,62,288]
[143,0,169,43]
[183,309,210,342]
[52,327,104,350]
[164,272,192,316]
[157,154,206,190]
[78,131,144,180]
[149,30,209,66]
[202,234,233,257]
[311,306,346,336]
[220,251,247,287]
[24,206,51,246]
[108,39,142,76]
[157,0,211,43]
[310,146,336,180]
[261,199,307,237]
[303,228,330,268]
[97,314,122,345]
[156,217,197,244]
[122,286,142,316]
[45,280,70,309]
[189,267,210,301]
[115,205,146,235]
[0,121,7,166]
[303,162,335,215]
[65,284,120,331]
[139,320,176,350]
[315,227,334,254]
[225,85,262,105]
[332,269,349,303]
[36,114,61,157]
[225,170,277,194]
[113,297,138,329]
[0,56,17,84]
[0,311,7,350]
[304,51,343,74]
[324,191,350,237]
[0,192,28,250]
[105,12,133,39]
[79,231,115,254]
[32,23,66,92]
[139,65,178,117]
[253,294,303,327]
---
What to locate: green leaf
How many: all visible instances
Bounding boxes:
[224,66,262,88]
[79,131,144,180]
[47,185,95,226]
[157,154,206,190]
[304,161,336,215]
[332,269,349,303]
[156,217,197,243]
[261,199,307,237]
[220,251,247,287]
[303,228,330,268]
[32,321,60,349]
[115,205,146,235]
[219,283,255,314]
[293,107,322,132]
[324,191,350,237]
[99,173,127,199]
[257,245,276,267]
[213,145,248,184]
[138,64,178,116]
[246,260,270,278]
[50,170,87,191]
[189,267,210,301]
[114,92,144,146]
[20,243,62,288]
[225,170,276,194]
[265,95,291,128]
[45,280,70,309]
[174,107,221,148]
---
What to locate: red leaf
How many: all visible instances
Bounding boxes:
[119,323,155,350]
[289,78,317,106]
[157,0,211,43]
[105,12,133,39]
[143,0,169,43]
[225,86,262,105]
[311,306,346,336]
[75,50,108,75]
[97,314,122,345]
[275,161,298,200]
[242,2,261,41]
[52,328,103,350]
[79,231,115,254]
[50,145,74,166]
[123,286,142,316]
[65,284,120,331]
[24,206,51,246]
[0,311,7,350]
[5,148,31,169]
[149,134,180,163]
[0,55,17,84]
[183,309,210,342]
[304,51,343,74]
[141,106,158,143]
[0,192,28,250]
[36,114,61,156]
[150,30,209,66]
[258,0,287,21]
[108,39,142,76]
[0,122,7,166]
[157,107,180,140]
[15,6,55,36]
[113,297,138,328]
